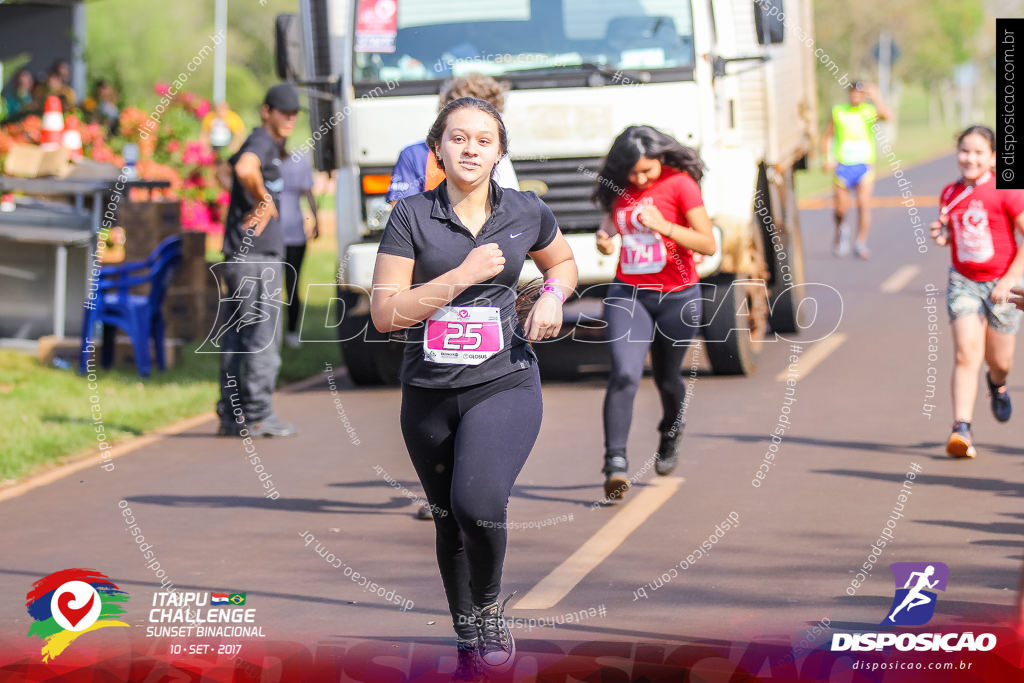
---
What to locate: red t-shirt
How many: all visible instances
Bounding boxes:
[611,167,704,292]
[940,176,1024,281]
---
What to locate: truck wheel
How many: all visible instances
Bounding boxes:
[340,335,402,386]
[335,288,402,386]
[701,273,767,376]
[533,319,610,381]
[763,167,807,334]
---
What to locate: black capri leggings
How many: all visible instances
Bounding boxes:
[400,364,542,640]
[284,244,306,333]
[603,283,702,459]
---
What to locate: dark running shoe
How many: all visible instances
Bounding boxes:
[474,593,516,670]
[987,372,1012,423]
[416,504,434,520]
[217,421,244,437]
[945,421,977,459]
[655,431,681,476]
[250,414,298,438]
[452,637,487,682]
[602,454,629,500]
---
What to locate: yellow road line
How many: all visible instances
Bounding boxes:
[880,265,921,294]
[514,476,684,610]
[775,333,848,382]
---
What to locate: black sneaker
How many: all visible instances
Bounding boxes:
[601,455,629,500]
[655,431,681,476]
[416,504,434,520]
[987,372,1012,423]
[474,593,516,670]
[452,637,487,682]
[250,414,298,437]
[217,421,244,437]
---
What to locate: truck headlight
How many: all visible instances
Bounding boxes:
[365,196,392,230]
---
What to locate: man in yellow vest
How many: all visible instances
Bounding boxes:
[822,81,891,259]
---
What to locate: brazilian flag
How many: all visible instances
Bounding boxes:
[229,593,246,605]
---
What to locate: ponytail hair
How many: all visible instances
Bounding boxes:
[426,96,508,171]
[956,124,995,152]
[592,125,703,213]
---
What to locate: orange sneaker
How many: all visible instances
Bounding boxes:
[945,422,977,458]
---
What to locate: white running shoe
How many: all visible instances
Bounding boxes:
[832,236,850,257]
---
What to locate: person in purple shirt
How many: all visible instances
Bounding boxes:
[386,73,519,204]
[279,153,319,348]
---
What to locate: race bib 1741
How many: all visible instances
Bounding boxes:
[620,232,667,274]
[423,306,504,365]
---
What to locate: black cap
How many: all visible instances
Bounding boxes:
[263,83,301,112]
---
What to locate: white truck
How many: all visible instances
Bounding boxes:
[276,0,816,384]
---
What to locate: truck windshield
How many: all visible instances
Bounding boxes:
[353,0,695,85]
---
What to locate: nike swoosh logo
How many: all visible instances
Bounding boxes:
[510,232,523,239]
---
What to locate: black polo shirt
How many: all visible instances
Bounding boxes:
[223,127,285,259]
[377,180,559,388]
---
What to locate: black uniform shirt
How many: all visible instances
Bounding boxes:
[223,127,285,259]
[377,180,559,388]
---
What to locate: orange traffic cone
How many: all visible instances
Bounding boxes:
[40,96,64,150]
[62,115,83,160]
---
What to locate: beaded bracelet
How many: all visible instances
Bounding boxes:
[541,278,565,303]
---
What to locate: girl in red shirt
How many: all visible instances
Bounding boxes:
[593,126,716,498]
[930,125,1024,458]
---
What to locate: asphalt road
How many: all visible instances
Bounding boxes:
[1,153,1021,679]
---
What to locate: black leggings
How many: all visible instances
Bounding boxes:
[400,365,542,640]
[603,283,702,459]
[284,244,306,333]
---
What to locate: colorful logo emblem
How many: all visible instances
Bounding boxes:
[229,592,246,605]
[25,569,129,661]
[883,562,949,626]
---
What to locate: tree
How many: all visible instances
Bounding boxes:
[84,0,301,130]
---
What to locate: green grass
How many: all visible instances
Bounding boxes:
[0,241,341,483]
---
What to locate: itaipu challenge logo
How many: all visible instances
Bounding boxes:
[25,569,130,661]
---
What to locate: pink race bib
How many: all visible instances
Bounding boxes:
[423,306,504,365]
[620,232,667,274]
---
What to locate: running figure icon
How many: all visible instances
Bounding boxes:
[209,266,284,349]
[887,565,939,623]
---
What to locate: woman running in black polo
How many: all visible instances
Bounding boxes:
[593,126,716,499]
[371,96,577,678]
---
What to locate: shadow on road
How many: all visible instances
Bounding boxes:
[699,431,1024,459]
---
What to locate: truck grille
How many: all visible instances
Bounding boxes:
[512,156,604,233]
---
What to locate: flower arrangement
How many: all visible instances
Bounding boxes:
[0,84,233,233]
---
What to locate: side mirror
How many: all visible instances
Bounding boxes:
[275,6,343,171]
[275,14,306,82]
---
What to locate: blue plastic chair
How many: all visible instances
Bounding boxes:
[78,236,183,377]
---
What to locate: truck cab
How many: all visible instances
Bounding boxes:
[279,0,816,383]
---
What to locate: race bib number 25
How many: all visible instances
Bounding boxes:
[423,306,503,365]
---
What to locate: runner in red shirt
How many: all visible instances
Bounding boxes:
[593,126,716,498]
[930,125,1024,458]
